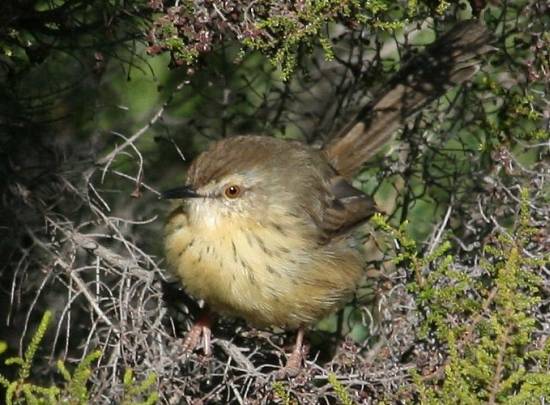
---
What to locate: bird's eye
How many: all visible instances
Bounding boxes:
[224,185,242,199]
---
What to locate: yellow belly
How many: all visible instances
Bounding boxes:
[164,209,364,329]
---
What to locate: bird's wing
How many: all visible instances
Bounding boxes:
[315,175,377,243]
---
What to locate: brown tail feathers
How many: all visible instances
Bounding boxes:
[323,20,493,178]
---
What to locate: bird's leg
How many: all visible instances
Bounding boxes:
[276,326,305,378]
[182,310,213,356]
[286,326,305,370]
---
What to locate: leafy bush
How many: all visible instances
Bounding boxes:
[0,0,547,403]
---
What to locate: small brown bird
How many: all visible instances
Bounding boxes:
[162,21,491,375]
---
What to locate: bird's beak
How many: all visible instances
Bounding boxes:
[160,185,202,200]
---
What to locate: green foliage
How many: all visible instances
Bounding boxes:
[149,0,456,80]
[121,368,159,405]
[272,381,297,405]
[479,76,549,143]
[57,351,102,404]
[372,213,434,287]
[377,190,550,403]
[0,311,59,405]
[272,374,357,404]
[0,311,159,405]
[328,373,356,405]
[241,0,405,79]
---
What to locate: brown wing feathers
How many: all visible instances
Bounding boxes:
[320,176,376,241]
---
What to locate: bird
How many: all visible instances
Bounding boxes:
[162,20,492,376]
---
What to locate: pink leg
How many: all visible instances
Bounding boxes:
[276,327,305,378]
[181,311,213,355]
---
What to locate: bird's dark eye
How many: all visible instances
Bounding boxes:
[224,185,242,199]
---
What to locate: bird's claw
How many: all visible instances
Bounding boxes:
[181,311,213,356]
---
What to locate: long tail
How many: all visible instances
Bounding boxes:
[323,20,493,178]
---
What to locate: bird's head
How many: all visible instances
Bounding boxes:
[162,136,328,230]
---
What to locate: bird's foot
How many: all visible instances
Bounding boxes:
[181,311,213,356]
[275,347,303,379]
[275,327,305,379]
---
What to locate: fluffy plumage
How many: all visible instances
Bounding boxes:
[165,136,375,328]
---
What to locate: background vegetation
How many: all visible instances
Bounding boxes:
[0,0,548,403]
